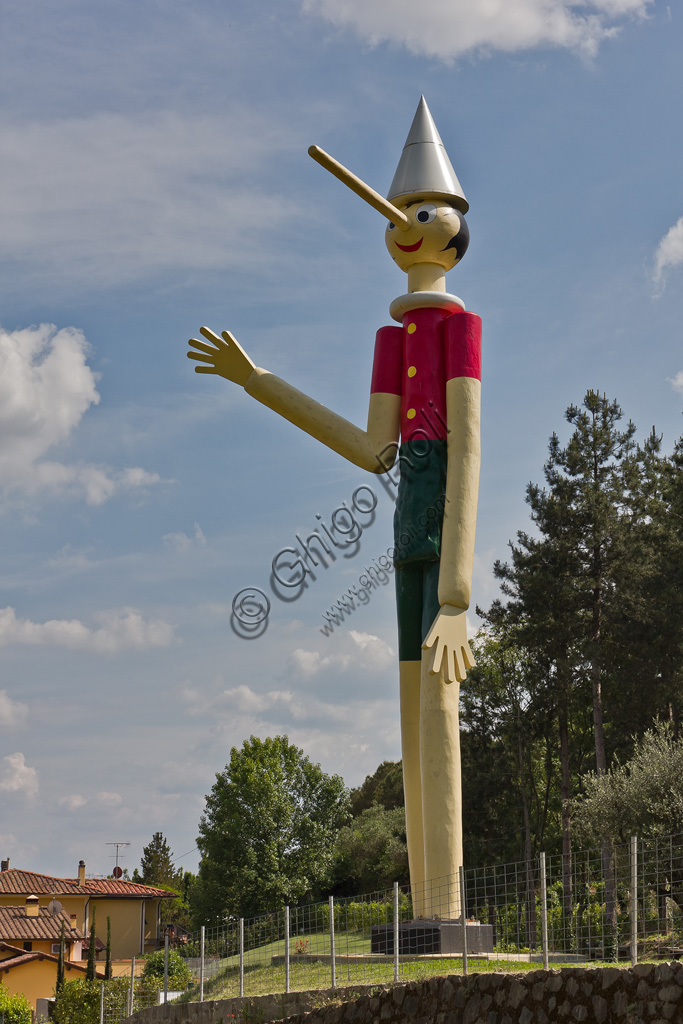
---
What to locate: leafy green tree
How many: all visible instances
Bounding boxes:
[85,911,97,981]
[164,869,197,930]
[461,631,559,867]
[331,804,409,894]
[0,983,32,1024]
[141,948,191,990]
[349,761,404,817]
[195,735,349,921]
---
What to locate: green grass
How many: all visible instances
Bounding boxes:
[177,929,623,1004]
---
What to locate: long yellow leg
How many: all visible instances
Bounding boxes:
[420,649,462,920]
[399,659,424,918]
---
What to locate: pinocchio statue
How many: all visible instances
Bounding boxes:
[188,97,481,920]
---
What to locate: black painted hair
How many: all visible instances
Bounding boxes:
[441,212,469,262]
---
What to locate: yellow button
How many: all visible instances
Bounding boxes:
[407,408,416,419]
[407,323,417,334]
[407,366,417,377]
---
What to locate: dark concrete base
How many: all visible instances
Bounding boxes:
[370,919,494,955]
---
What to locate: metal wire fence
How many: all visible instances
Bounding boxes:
[91,832,683,1021]
[170,833,683,1004]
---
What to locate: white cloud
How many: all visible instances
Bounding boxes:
[348,629,395,667]
[0,753,39,800]
[0,111,300,291]
[58,791,122,812]
[163,523,207,552]
[59,794,88,812]
[289,629,394,678]
[95,791,123,807]
[302,0,652,60]
[653,217,683,294]
[668,371,683,396]
[0,691,29,729]
[182,677,393,729]
[0,606,175,653]
[0,324,160,507]
[47,546,98,571]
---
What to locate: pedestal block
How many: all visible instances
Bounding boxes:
[370,919,493,955]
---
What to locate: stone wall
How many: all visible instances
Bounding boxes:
[125,982,382,1024]
[126,962,683,1024]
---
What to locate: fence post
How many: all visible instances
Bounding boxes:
[239,918,244,998]
[128,955,135,1016]
[459,866,468,977]
[163,933,169,1004]
[539,851,549,970]
[200,924,205,1002]
[631,836,638,967]
[329,896,336,989]
[285,905,290,993]
[99,981,105,1024]
[393,882,400,983]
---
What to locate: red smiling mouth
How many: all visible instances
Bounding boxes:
[395,237,423,252]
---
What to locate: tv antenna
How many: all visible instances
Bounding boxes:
[106,842,130,879]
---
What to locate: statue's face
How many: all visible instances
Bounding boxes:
[385,197,469,274]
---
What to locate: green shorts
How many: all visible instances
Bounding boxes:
[393,440,447,661]
[395,562,441,662]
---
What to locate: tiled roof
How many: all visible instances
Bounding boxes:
[0,906,84,942]
[0,947,102,977]
[0,941,32,957]
[0,868,174,899]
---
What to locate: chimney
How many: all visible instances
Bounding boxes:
[78,860,86,886]
[25,895,39,918]
[0,858,9,872]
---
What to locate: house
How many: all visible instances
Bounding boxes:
[0,898,84,959]
[0,942,102,1009]
[0,896,100,1009]
[0,858,176,961]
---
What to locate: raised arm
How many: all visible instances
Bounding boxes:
[187,327,400,473]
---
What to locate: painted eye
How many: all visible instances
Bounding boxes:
[386,221,396,231]
[415,204,437,224]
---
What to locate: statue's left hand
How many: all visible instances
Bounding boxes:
[422,605,475,683]
[187,328,255,386]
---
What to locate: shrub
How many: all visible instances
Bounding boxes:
[52,979,101,1024]
[0,984,32,1024]
[52,978,146,1024]
[142,948,191,990]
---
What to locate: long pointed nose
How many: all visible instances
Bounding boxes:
[308,145,411,231]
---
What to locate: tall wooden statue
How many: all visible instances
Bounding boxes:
[188,97,481,920]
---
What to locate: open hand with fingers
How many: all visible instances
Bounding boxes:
[422,604,475,683]
[187,327,255,387]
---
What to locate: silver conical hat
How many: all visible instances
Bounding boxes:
[387,96,468,214]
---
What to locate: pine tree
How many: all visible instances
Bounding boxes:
[139,832,180,890]
[485,392,646,951]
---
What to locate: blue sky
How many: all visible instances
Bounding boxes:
[1,0,681,882]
